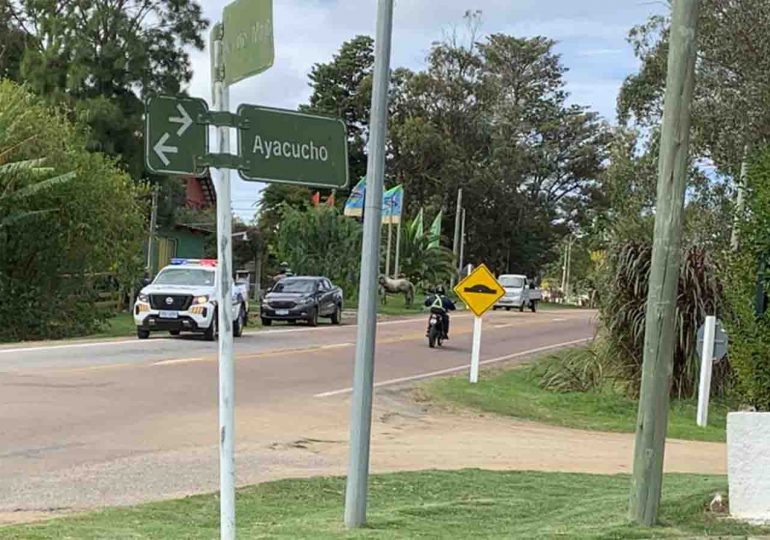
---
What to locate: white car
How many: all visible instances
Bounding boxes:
[494,274,542,312]
[134,259,248,340]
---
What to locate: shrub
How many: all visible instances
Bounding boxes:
[0,80,145,341]
[536,345,607,394]
[724,148,770,411]
[599,236,725,399]
[273,205,363,298]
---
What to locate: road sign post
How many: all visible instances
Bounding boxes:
[454,264,505,384]
[145,96,208,176]
[210,22,236,540]
[344,0,394,529]
[237,106,349,188]
[696,317,728,427]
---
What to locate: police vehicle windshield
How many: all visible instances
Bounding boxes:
[154,268,215,286]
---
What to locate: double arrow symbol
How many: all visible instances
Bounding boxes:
[153,104,194,166]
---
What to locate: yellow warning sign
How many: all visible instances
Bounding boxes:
[453,264,505,317]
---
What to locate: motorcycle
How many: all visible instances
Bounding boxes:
[427,312,444,348]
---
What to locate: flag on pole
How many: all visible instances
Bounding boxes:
[327,192,336,207]
[311,192,320,207]
[411,208,424,238]
[382,185,404,224]
[343,177,366,217]
[428,210,442,248]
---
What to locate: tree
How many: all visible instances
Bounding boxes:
[5,0,208,179]
[302,35,375,183]
[397,218,456,290]
[273,206,362,298]
[389,32,609,275]
[0,79,145,341]
[619,1,770,177]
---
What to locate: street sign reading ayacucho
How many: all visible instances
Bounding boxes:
[145,96,208,176]
[237,105,349,188]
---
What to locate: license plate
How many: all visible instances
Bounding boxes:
[159,311,178,319]
[276,309,289,316]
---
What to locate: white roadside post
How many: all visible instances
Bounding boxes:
[211,23,236,539]
[697,315,717,427]
[470,316,482,383]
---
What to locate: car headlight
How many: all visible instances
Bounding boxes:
[299,297,314,305]
[137,293,149,303]
[194,295,209,305]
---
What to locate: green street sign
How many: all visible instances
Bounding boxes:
[223,0,274,86]
[237,106,349,188]
[145,96,209,176]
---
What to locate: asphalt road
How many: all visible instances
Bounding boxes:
[0,308,595,515]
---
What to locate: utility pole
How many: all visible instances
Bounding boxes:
[344,0,394,529]
[730,145,749,251]
[452,188,463,282]
[629,0,700,527]
[458,208,466,275]
[146,184,159,276]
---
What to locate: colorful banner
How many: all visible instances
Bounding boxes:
[343,177,366,217]
[382,185,404,224]
[428,210,442,248]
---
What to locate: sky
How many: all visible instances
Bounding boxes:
[186,0,667,220]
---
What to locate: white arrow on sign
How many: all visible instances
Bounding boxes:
[169,104,193,136]
[153,133,178,166]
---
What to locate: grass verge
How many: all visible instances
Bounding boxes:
[2,470,761,539]
[424,355,727,442]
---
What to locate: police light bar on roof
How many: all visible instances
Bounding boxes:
[170,258,218,266]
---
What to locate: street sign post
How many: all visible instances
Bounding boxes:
[237,106,349,188]
[696,318,728,362]
[696,316,728,428]
[454,264,505,383]
[223,0,274,86]
[144,96,208,176]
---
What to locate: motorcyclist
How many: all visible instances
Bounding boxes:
[424,285,456,339]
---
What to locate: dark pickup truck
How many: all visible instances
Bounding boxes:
[260,276,343,327]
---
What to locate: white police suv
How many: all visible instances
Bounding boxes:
[133,259,248,341]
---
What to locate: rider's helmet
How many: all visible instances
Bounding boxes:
[435,285,446,296]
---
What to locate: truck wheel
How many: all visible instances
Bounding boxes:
[203,312,217,342]
[530,301,537,313]
[233,305,245,338]
[307,308,319,327]
[137,328,150,340]
[331,304,342,325]
[169,330,181,336]
[261,318,272,327]
[505,307,511,312]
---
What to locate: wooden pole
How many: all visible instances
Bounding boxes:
[629,0,700,526]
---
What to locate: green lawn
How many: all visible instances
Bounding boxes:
[91,312,137,338]
[3,470,762,539]
[424,362,727,443]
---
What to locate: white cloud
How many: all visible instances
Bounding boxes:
[185,0,664,220]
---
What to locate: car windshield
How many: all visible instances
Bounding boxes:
[273,279,316,294]
[154,268,215,286]
[499,276,525,288]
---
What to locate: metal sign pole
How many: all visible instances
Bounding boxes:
[344,0,394,528]
[697,315,716,427]
[470,315,482,383]
[211,22,236,540]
